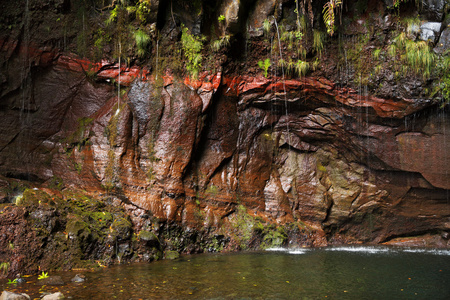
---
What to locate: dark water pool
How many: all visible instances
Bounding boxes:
[2,246,449,299]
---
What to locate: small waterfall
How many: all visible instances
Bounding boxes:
[117,41,121,114]
[18,0,32,180]
[272,17,290,151]
[155,38,159,80]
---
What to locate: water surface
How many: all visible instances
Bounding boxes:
[2,246,449,299]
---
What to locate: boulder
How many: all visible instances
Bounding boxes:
[71,274,86,283]
[41,292,64,300]
[434,27,450,54]
[420,0,446,22]
[164,250,180,260]
[0,291,30,300]
[37,276,64,286]
[247,0,280,37]
[419,22,442,43]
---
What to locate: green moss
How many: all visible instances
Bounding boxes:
[228,205,290,250]
[206,236,224,252]
[65,117,93,148]
[164,250,180,260]
[16,189,52,206]
[66,215,91,240]
[431,54,450,108]
[47,176,64,191]
[229,205,255,249]
[138,230,159,244]
[260,225,287,249]
[205,184,219,197]
[110,217,132,240]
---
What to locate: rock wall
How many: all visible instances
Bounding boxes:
[0,0,449,270]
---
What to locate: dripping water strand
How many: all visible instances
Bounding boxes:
[270,31,274,133]
[116,41,121,116]
[155,38,159,80]
[272,17,290,151]
[19,0,32,178]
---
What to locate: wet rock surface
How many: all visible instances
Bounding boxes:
[0,291,30,300]
[0,0,449,277]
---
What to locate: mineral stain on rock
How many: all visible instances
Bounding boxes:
[0,0,449,277]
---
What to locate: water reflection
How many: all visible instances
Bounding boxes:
[1,246,449,299]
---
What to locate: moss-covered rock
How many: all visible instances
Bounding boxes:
[164,250,180,260]
[15,189,52,206]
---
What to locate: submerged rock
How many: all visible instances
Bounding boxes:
[71,274,86,283]
[164,250,180,260]
[41,292,64,300]
[0,291,30,300]
[37,276,64,286]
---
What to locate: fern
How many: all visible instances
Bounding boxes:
[134,29,150,58]
[210,35,230,52]
[181,25,205,79]
[295,60,309,77]
[263,19,271,37]
[313,30,325,57]
[258,59,271,78]
[323,0,342,36]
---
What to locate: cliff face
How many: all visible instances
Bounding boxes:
[1,0,449,272]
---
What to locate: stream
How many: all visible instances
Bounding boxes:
[1,246,449,299]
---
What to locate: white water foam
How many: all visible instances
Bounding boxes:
[265,247,309,254]
[288,249,309,255]
[402,248,450,256]
[325,246,391,254]
[265,246,450,255]
[265,247,289,252]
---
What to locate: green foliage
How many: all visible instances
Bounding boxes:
[405,17,420,36]
[218,14,225,22]
[136,0,152,24]
[228,205,289,250]
[0,262,9,275]
[38,271,49,280]
[258,58,271,78]
[431,54,450,108]
[373,49,382,60]
[263,18,271,36]
[134,29,150,57]
[313,30,325,57]
[7,278,18,284]
[278,59,309,78]
[210,35,230,52]
[281,30,295,50]
[294,60,309,77]
[181,24,205,79]
[389,32,436,79]
[65,117,93,148]
[390,0,409,9]
[93,28,112,60]
[260,225,287,249]
[230,205,255,249]
[106,6,119,26]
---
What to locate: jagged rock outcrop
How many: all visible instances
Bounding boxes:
[0,0,449,275]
